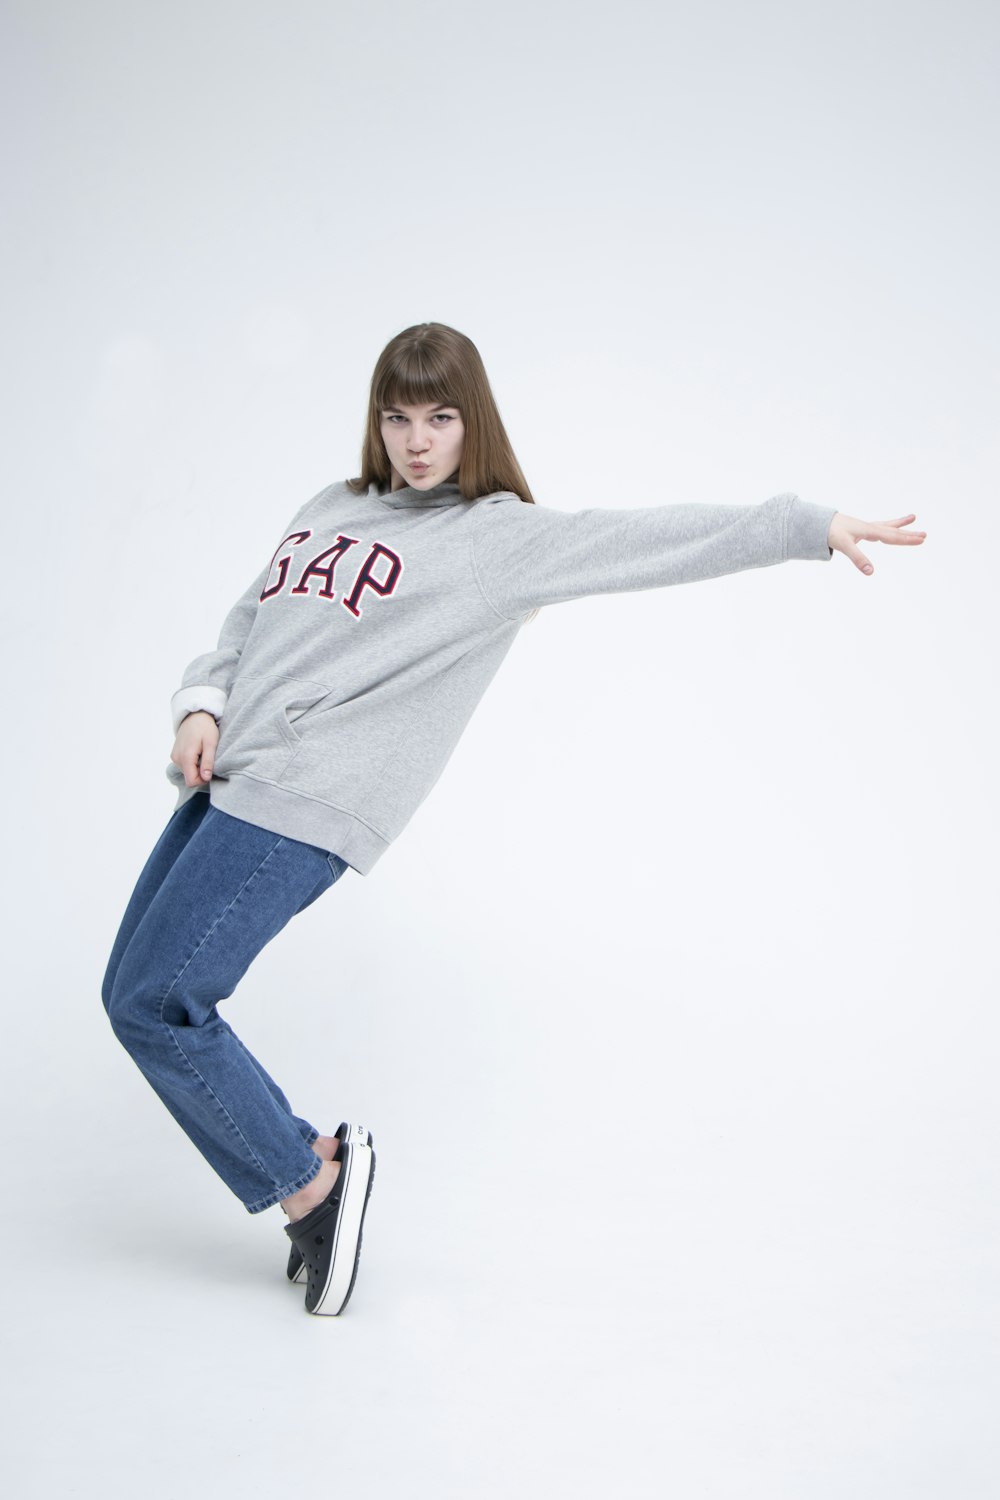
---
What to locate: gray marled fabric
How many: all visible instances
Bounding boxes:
[167,478,836,874]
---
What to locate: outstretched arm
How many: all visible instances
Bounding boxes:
[470,491,926,620]
[470,491,833,621]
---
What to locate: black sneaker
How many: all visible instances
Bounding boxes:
[286,1123,373,1283]
[284,1133,376,1316]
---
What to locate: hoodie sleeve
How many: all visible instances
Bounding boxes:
[169,561,272,733]
[169,485,332,735]
[469,490,837,622]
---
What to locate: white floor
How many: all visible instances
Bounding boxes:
[5,993,998,1500]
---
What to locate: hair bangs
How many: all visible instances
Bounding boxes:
[377,348,461,415]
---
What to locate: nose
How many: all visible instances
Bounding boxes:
[407,427,431,453]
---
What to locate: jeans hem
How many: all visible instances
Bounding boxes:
[244,1149,322,1215]
[302,1127,319,1147]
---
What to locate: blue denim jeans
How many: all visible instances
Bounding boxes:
[101,792,350,1213]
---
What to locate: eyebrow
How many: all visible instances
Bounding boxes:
[381,402,457,413]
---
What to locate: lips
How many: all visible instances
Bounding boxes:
[410,464,429,473]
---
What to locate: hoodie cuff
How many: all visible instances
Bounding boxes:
[785,497,837,561]
[171,685,228,736]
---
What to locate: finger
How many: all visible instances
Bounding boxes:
[200,749,214,781]
[850,518,926,543]
[181,747,202,787]
[843,544,874,575]
[872,523,927,544]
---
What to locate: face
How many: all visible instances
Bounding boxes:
[380,399,465,490]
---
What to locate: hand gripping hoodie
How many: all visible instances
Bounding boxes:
[167,477,837,875]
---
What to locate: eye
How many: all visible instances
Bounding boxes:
[382,410,458,424]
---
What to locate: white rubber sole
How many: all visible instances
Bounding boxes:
[291,1123,372,1285]
[309,1140,375,1316]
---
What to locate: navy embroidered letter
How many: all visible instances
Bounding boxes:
[343,543,403,618]
[260,531,312,602]
[291,535,361,600]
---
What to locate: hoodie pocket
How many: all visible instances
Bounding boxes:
[212,674,331,781]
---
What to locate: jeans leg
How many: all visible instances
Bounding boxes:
[104,804,345,1212]
[231,850,350,1150]
[102,795,320,1146]
[101,793,210,1009]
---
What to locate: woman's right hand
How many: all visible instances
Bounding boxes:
[170,711,220,787]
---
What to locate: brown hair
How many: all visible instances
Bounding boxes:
[346,321,536,509]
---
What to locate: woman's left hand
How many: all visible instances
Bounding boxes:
[827,512,927,576]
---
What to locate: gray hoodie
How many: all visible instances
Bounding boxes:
[167,477,836,874]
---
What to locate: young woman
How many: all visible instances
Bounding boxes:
[101,321,927,1317]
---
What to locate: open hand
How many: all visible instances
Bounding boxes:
[828,512,927,575]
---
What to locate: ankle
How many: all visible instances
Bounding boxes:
[282,1156,340,1222]
[311,1134,340,1161]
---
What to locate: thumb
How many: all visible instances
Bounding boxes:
[829,516,875,575]
[834,530,874,574]
[200,748,215,780]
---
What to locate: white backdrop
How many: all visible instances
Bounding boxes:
[2,1,996,1496]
